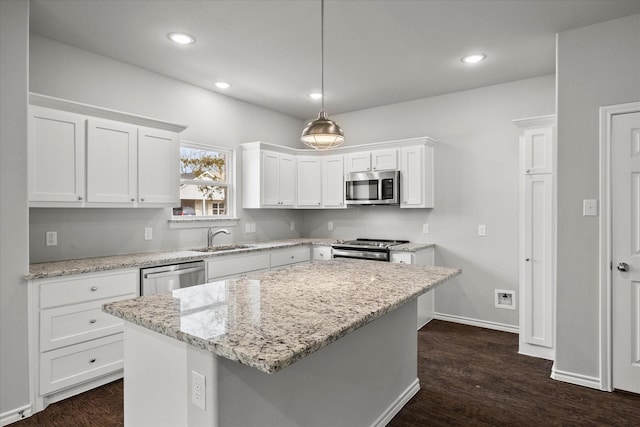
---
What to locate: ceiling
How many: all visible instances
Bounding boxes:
[29,0,640,120]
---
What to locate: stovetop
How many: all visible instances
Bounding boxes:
[334,238,410,250]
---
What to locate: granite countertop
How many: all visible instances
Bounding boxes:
[26,238,339,280]
[26,238,435,280]
[103,258,460,374]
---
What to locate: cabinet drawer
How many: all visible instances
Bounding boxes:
[40,270,138,309]
[206,253,270,281]
[40,334,123,395]
[40,294,135,351]
[312,246,332,261]
[271,247,311,268]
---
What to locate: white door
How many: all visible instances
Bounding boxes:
[278,153,296,207]
[261,151,280,206]
[322,155,345,208]
[138,127,179,205]
[296,156,322,207]
[400,145,424,207]
[612,111,640,394]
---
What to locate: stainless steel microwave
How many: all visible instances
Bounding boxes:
[345,170,400,205]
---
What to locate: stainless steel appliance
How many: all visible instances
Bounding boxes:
[140,261,206,295]
[345,170,400,205]
[332,238,409,262]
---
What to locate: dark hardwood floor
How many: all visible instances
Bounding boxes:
[14,320,640,426]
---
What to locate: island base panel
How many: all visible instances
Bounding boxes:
[124,300,419,427]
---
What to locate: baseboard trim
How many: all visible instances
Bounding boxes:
[434,312,519,334]
[0,404,32,426]
[551,367,602,390]
[371,378,420,427]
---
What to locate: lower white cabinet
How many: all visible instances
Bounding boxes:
[391,247,435,329]
[312,245,333,261]
[206,252,270,281]
[30,269,138,411]
[270,247,311,269]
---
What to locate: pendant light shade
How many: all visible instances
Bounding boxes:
[301,111,344,149]
[301,0,344,150]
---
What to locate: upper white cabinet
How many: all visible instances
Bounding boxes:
[400,144,434,208]
[322,155,345,208]
[346,148,397,173]
[29,107,86,204]
[513,114,556,361]
[296,156,322,207]
[243,144,295,208]
[28,94,185,208]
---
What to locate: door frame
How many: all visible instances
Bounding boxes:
[598,101,640,391]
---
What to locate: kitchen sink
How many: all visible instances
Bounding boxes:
[194,244,255,253]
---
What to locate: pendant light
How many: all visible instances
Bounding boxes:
[301,0,345,150]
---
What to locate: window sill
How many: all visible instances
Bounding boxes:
[168,217,240,229]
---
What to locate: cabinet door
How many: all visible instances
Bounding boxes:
[371,149,398,171]
[322,155,345,208]
[261,151,280,206]
[28,107,85,204]
[346,152,371,172]
[297,156,322,207]
[278,153,296,207]
[138,127,179,206]
[86,119,137,204]
[523,174,553,348]
[524,127,553,174]
[400,145,424,207]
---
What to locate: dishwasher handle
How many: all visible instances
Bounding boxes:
[143,266,205,280]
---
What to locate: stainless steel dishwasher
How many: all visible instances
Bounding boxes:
[140,261,206,295]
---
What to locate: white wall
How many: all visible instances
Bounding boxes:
[0,0,30,420]
[29,35,305,262]
[555,14,640,381]
[302,75,556,328]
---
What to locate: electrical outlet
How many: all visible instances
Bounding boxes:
[45,231,57,247]
[422,223,430,233]
[494,289,516,310]
[290,221,295,230]
[191,370,206,410]
[251,223,256,233]
[144,227,153,241]
[328,221,334,231]
[245,223,251,233]
[478,224,486,236]
[583,199,598,216]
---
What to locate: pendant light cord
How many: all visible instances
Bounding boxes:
[320,0,325,112]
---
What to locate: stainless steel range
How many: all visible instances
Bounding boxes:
[332,238,410,262]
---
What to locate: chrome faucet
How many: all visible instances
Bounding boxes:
[207,228,230,247]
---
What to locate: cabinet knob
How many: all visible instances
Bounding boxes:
[140,198,145,202]
[89,319,97,324]
[90,286,98,291]
[77,196,83,201]
[617,262,630,272]
[525,258,530,262]
[131,198,135,202]
[526,169,531,173]
[89,358,96,364]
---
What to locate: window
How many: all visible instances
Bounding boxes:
[173,142,234,219]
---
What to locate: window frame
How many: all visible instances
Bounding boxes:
[169,140,238,227]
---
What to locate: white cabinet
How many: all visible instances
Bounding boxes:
[400,144,434,208]
[312,245,333,261]
[270,247,311,269]
[514,114,556,360]
[391,246,435,330]
[28,106,85,204]
[28,95,184,208]
[243,144,296,208]
[206,252,270,281]
[346,148,397,173]
[30,269,138,411]
[322,155,345,208]
[296,156,322,207]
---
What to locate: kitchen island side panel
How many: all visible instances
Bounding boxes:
[125,300,418,427]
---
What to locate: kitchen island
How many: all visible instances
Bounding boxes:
[103,258,460,427]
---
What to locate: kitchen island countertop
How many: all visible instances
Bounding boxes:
[103,258,460,374]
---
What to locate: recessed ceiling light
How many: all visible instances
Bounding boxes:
[308,93,323,100]
[167,32,195,45]
[214,81,231,89]
[461,53,486,64]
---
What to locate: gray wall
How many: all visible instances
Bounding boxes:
[0,0,30,417]
[29,35,305,262]
[555,14,640,380]
[302,75,555,328]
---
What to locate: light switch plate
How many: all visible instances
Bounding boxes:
[422,224,430,233]
[328,221,334,231]
[583,199,598,216]
[144,227,153,241]
[478,225,486,236]
[46,231,57,247]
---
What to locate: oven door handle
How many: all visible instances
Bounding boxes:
[332,249,389,261]
[143,266,205,280]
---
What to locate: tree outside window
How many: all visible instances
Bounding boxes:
[174,144,231,217]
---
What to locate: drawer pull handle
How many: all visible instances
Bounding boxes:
[89,358,96,364]
[90,286,98,292]
[89,319,97,324]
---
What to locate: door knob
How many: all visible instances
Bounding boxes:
[617,262,630,272]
